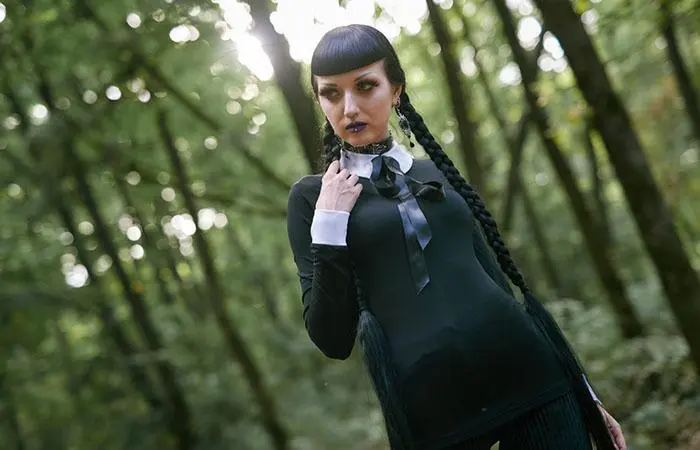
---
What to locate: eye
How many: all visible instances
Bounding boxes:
[357,80,379,92]
[319,87,339,100]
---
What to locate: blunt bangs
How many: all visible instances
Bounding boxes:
[311,25,391,77]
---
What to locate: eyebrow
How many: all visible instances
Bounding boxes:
[318,71,375,88]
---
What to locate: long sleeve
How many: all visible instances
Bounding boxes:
[286,179,359,359]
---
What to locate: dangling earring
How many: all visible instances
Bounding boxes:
[394,102,415,148]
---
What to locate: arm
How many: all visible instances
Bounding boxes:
[287,181,359,360]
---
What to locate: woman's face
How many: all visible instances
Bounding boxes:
[314,60,402,147]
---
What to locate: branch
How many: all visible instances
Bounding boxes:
[157,107,289,450]
[74,0,291,193]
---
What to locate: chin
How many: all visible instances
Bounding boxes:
[342,130,381,147]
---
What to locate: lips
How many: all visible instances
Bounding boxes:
[346,122,367,132]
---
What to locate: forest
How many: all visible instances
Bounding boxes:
[1,0,699,449]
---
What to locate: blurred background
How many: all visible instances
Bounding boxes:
[1,0,700,449]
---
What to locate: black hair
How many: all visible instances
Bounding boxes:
[311,24,408,171]
[310,24,614,450]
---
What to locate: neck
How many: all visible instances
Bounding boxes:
[342,133,394,155]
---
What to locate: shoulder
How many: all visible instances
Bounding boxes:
[411,158,436,171]
[287,174,322,214]
[411,158,449,183]
[293,174,323,188]
[289,174,322,198]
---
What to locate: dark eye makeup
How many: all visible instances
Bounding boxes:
[318,86,338,98]
[317,78,380,99]
[357,79,379,90]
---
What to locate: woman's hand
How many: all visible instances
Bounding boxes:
[598,405,627,450]
[315,160,363,212]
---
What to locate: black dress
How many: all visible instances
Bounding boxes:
[286,159,570,449]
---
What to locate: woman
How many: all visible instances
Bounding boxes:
[286,24,626,450]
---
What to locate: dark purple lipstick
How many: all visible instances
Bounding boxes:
[346,121,367,133]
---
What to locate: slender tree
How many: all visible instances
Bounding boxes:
[531,0,700,371]
[491,0,644,338]
[66,142,196,450]
[456,8,545,231]
[158,109,289,450]
[1,76,167,419]
[112,173,179,308]
[73,0,291,191]
[0,371,26,450]
[426,0,485,192]
[247,0,322,172]
[660,0,700,143]
[520,173,565,296]
[584,119,612,246]
[458,11,564,295]
[9,39,196,444]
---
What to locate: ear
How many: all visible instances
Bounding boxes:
[391,84,403,106]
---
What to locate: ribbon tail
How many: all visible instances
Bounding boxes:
[401,196,432,250]
[397,202,430,293]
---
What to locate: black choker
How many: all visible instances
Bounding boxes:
[341,134,394,155]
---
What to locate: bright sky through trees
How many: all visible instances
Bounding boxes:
[211,0,574,85]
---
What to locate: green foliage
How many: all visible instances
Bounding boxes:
[0,0,699,449]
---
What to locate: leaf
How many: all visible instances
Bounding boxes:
[31,8,59,24]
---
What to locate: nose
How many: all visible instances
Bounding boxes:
[344,92,359,119]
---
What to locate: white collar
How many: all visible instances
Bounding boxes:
[339,141,414,178]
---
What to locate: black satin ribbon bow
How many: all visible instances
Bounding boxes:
[370,155,445,293]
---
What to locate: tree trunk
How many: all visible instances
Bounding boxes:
[584,119,612,246]
[531,0,700,370]
[459,13,564,295]
[73,0,291,191]
[0,371,27,450]
[16,56,195,447]
[13,15,196,449]
[113,173,180,309]
[67,145,195,450]
[499,113,532,234]
[225,225,281,323]
[247,0,322,172]
[53,322,84,439]
[152,198,210,316]
[158,109,289,450]
[660,0,700,143]
[520,178,565,296]
[458,10,544,231]
[426,0,485,193]
[56,202,166,413]
[1,78,166,416]
[492,0,645,339]
[7,396,26,450]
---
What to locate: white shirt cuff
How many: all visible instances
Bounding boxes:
[583,374,601,404]
[310,209,350,246]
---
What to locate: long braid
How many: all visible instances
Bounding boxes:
[320,124,415,449]
[322,119,341,171]
[397,91,616,450]
[397,92,527,295]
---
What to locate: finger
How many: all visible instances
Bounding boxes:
[337,168,351,179]
[324,160,339,178]
[352,183,363,194]
[608,421,623,450]
[614,429,627,450]
[347,174,359,186]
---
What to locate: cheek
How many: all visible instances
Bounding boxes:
[319,101,341,127]
[369,96,393,126]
